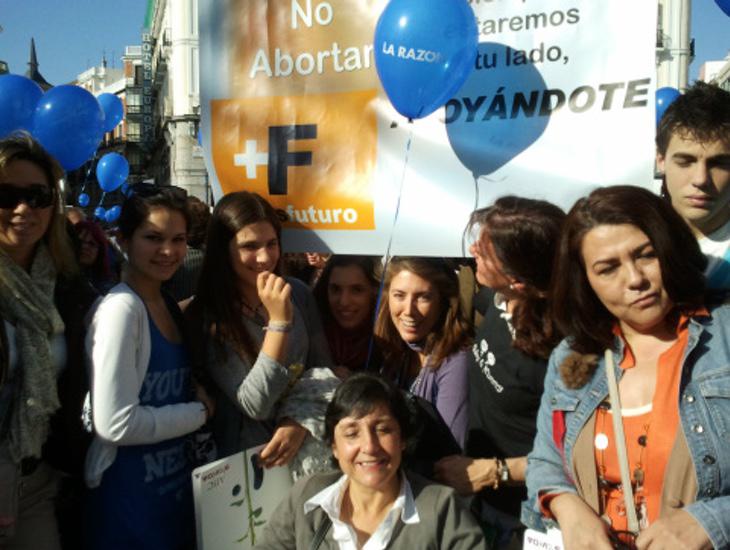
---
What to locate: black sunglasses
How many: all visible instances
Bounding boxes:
[0,183,55,209]
[129,183,187,201]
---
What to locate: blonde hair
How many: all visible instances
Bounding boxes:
[0,132,78,276]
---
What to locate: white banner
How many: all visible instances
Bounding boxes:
[199,0,657,256]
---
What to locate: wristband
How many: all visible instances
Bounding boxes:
[263,320,293,333]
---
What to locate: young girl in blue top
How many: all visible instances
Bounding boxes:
[84,185,214,549]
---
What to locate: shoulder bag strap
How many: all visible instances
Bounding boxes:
[309,516,332,550]
[604,349,639,534]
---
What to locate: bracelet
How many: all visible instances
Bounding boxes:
[492,458,502,490]
[263,320,293,333]
[493,458,509,489]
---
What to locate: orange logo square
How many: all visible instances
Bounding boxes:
[211,90,376,230]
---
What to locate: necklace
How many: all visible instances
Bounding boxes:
[595,401,651,530]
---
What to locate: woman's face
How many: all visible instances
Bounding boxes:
[228,221,280,290]
[77,228,100,267]
[327,264,375,330]
[388,269,442,344]
[122,206,187,284]
[332,401,404,494]
[581,224,673,334]
[469,230,512,291]
[0,160,54,260]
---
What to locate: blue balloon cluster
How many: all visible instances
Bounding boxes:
[105,205,121,223]
[373,0,478,120]
[96,153,129,192]
[0,75,43,138]
[32,85,105,171]
[97,93,124,134]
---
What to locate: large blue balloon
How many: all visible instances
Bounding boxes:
[32,85,104,171]
[374,0,478,119]
[0,75,44,138]
[97,93,124,133]
[716,0,730,17]
[96,153,129,192]
[446,42,549,178]
[656,87,681,127]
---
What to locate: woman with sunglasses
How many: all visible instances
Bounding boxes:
[0,133,97,549]
[84,184,214,549]
[186,191,336,478]
[524,186,730,550]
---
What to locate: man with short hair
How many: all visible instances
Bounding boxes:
[656,81,730,289]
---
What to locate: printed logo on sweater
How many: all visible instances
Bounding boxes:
[472,338,503,393]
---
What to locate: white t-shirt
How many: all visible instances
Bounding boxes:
[699,219,730,290]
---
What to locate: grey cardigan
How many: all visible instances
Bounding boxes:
[254,470,488,549]
[206,277,334,457]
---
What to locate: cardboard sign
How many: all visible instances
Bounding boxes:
[192,446,293,549]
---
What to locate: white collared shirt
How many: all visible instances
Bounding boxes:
[303,474,420,550]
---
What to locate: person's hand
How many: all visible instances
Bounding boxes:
[258,418,308,468]
[550,493,614,550]
[257,271,292,323]
[636,509,712,550]
[194,382,215,421]
[433,455,496,495]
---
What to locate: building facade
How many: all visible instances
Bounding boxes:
[656,0,694,90]
[145,0,208,202]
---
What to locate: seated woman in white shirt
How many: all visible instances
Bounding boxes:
[255,373,486,549]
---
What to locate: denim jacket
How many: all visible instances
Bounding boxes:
[522,305,730,549]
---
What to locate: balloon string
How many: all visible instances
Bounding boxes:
[99,192,106,206]
[365,124,414,371]
[473,174,479,213]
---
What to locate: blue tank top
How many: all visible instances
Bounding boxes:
[86,315,195,550]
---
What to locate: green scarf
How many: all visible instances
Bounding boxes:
[0,244,64,462]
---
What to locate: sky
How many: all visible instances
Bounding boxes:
[0,1,728,85]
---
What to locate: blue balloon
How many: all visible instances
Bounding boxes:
[446,42,549,178]
[32,85,104,171]
[374,0,478,119]
[656,87,681,127]
[716,0,730,17]
[97,93,124,133]
[105,205,121,223]
[96,153,129,192]
[94,206,106,220]
[0,74,44,138]
[78,192,90,207]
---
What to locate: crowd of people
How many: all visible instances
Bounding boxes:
[1,81,729,550]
